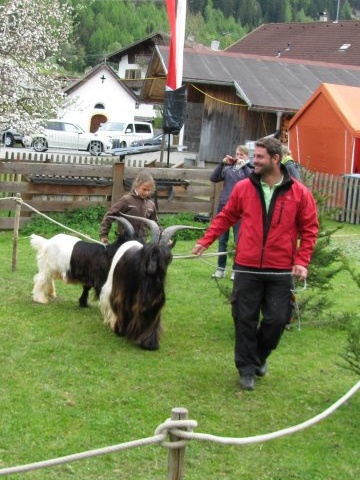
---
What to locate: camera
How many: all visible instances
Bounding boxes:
[226,155,236,165]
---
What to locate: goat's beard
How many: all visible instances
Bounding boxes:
[107,244,172,350]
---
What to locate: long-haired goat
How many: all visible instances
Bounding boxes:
[30,217,135,307]
[100,214,203,350]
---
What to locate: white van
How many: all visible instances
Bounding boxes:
[97,121,153,148]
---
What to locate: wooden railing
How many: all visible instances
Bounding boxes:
[0,152,217,230]
[304,170,360,224]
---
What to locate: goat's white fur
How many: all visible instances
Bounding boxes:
[30,233,80,304]
[99,240,143,329]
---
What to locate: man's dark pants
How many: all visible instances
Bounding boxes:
[231,267,294,376]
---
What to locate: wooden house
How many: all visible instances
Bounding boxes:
[142,46,360,163]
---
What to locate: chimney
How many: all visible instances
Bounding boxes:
[319,11,328,22]
[211,40,220,51]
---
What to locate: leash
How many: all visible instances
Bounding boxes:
[177,251,307,331]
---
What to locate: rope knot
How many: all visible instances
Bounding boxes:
[154,418,198,449]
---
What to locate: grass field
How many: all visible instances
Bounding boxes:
[0,217,359,479]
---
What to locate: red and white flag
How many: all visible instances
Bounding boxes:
[165,0,187,90]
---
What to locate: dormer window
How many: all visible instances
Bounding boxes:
[338,43,351,52]
[94,103,105,109]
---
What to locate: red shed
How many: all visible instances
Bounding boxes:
[288,83,360,175]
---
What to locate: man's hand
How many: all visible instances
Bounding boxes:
[292,265,307,281]
[192,244,207,256]
[100,236,109,245]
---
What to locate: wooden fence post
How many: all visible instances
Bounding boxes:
[167,407,188,480]
[111,159,125,204]
[12,193,21,272]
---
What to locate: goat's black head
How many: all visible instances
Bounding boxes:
[117,212,205,247]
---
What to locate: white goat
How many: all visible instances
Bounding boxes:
[30,233,80,304]
[30,216,135,306]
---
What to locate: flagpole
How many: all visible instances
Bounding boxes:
[175,0,186,89]
[165,0,187,167]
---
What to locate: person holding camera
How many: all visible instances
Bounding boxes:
[210,145,253,279]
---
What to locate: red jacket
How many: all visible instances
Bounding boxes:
[199,168,318,270]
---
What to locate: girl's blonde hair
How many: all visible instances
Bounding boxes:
[131,172,155,191]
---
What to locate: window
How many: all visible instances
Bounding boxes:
[94,103,105,109]
[338,43,351,52]
[46,121,63,131]
[63,123,79,133]
[135,123,152,134]
[125,69,142,80]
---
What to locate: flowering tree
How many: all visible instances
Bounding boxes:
[0,0,73,133]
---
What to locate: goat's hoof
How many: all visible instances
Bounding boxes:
[139,342,159,351]
[32,296,49,304]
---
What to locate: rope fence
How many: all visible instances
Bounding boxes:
[1,195,359,478]
[0,381,359,477]
[0,195,104,244]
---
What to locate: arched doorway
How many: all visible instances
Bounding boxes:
[90,114,107,133]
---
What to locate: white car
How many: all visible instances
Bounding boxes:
[1,127,24,147]
[25,120,113,156]
[97,120,153,148]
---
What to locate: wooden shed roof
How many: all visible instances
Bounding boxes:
[225,21,360,67]
[142,46,360,113]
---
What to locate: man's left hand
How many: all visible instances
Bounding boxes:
[292,265,307,281]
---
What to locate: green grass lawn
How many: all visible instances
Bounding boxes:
[0,219,359,479]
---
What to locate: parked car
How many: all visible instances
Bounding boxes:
[130,133,172,147]
[97,120,153,148]
[25,120,113,155]
[0,127,24,147]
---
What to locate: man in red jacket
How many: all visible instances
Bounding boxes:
[192,137,319,391]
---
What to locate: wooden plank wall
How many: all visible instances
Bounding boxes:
[196,85,277,163]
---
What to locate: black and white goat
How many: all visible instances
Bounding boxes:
[30,217,135,307]
[100,214,202,350]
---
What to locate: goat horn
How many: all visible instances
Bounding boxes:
[108,216,135,238]
[118,212,161,244]
[160,226,206,246]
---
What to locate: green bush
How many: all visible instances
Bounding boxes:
[159,212,209,240]
[21,205,106,239]
[20,207,209,242]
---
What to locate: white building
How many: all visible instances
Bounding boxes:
[60,64,155,133]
